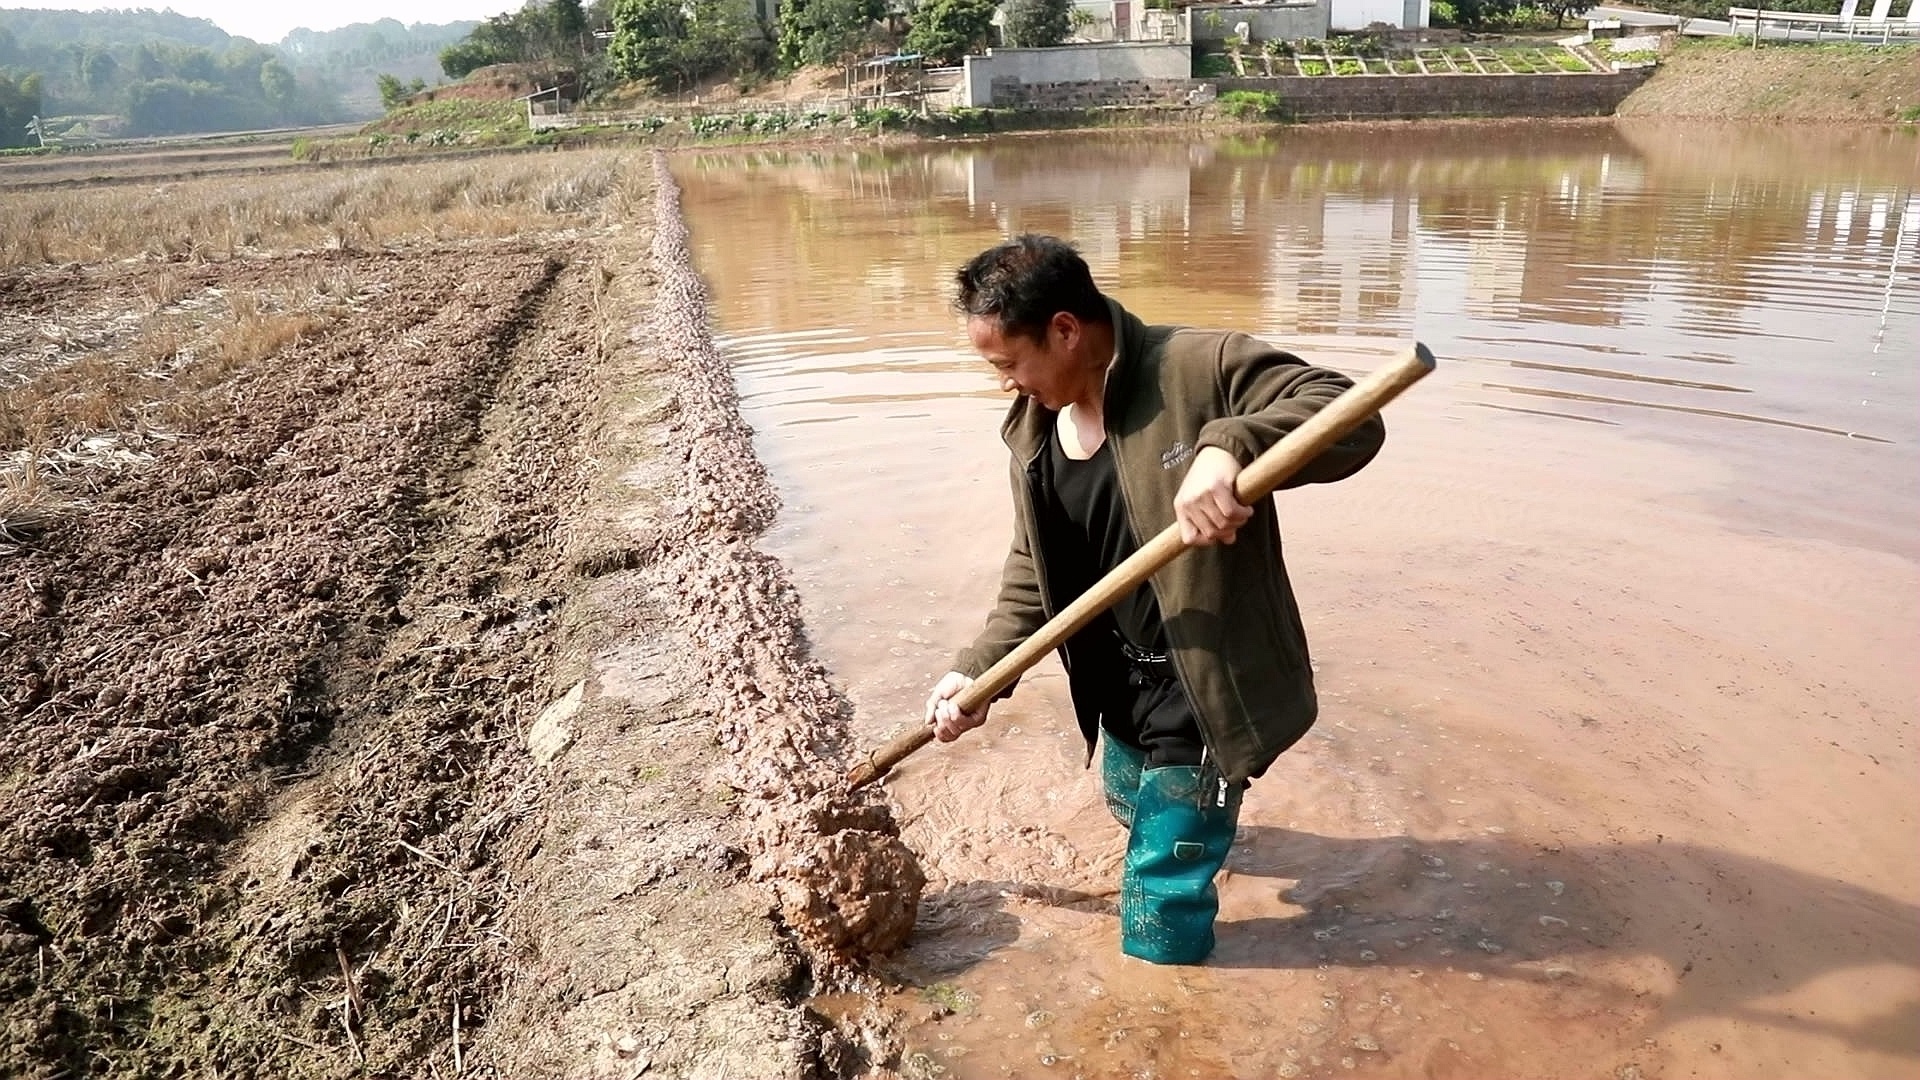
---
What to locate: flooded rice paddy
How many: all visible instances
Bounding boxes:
[675,121,1919,1079]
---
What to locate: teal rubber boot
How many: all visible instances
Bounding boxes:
[1100,736,1147,828]
[1119,765,1243,965]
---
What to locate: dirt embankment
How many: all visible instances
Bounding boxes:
[1620,39,1920,121]
[2,148,917,1078]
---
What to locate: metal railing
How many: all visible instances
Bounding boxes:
[1726,7,1920,40]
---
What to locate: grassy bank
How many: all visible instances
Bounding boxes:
[1619,38,1920,122]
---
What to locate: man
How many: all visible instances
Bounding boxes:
[923,234,1386,966]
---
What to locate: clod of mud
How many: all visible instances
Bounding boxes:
[649,152,924,971]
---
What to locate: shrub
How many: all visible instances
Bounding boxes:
[852,104,912,128]
[941,106,995,132]
[905,0,999,64]
[1217,89,1290,121]
[1003,0,1073,47]
[688,113,736,136]
[1299,59,1328,75]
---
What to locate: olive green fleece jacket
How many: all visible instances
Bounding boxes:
[952,299,1387,784]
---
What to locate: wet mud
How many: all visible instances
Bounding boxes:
[644,153,925,970]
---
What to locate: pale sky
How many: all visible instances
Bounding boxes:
[48,2,513,45]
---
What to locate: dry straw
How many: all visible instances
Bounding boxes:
[0,148,644,546]
[0,150,640,270]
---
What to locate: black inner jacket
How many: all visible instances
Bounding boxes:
[1040,425,1202,766]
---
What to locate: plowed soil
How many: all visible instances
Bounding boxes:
[1,151,917,1078]
[2,243,587,1075]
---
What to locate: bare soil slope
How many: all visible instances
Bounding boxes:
[1619,40,1920,121]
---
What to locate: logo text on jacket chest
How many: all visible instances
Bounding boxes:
[1160,441,1195,470]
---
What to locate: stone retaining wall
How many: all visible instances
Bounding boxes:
[991,77,1200,108]
[997,69,1655,117]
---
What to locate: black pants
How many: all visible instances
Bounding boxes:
[1100,644,1207,768]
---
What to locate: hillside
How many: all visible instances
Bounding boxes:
[279,17,480,114]
[0,8,480,135]
[1618,38,1920,121]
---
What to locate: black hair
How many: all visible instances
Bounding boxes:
[952,234,1111,342]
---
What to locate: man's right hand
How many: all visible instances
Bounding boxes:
[925,671,990,742]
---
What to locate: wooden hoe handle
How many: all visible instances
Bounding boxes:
[845,342,1436,790]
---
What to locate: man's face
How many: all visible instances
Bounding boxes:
[966,314,1075,410]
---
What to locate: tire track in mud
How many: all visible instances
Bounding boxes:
[0,244,597,1077]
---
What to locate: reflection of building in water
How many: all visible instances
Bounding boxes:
[1256,192,1421,336]
[682,133,1916,348]
[1807,189,1920,251]
[1464,214,1530,322]
[958,149,1193,279]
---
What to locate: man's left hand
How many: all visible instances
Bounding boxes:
[1173,446,1253,546]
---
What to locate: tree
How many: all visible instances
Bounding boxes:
[83,50,122,95]
[131,43,165,80]
[904,0,998,64]
[438,12,531,76]
[438,0,602,77]
[1634,0,1728,30]
[1540,0,1588,25]
[1002,0,1072,47]
[124,77,273,136]
[552,0,590,52]
[1445,0,1519,27]
[376,72,410,109]
[0,71,44,149]
[609,0,752,91]
[260,58,297,106]
[776,0,885,68]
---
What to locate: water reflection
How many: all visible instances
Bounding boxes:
[683,122,1917,557]
[686,126,1918,352]
[679,120,1919,1080]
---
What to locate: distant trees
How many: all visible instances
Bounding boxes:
[83,51,121,95]
[1003,0,1074,47]
[0,71,44,149]
[439,22,524,77]
[261,59,299,107]
[0,10,363,135]
[553,0,591,51]
[904,0,999,64]
[776,0,886,69]
[608,0,757,91]
[439,0,604,78]
[375,72,428,110]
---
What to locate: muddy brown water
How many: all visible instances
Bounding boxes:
[676,122,1919,1079]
